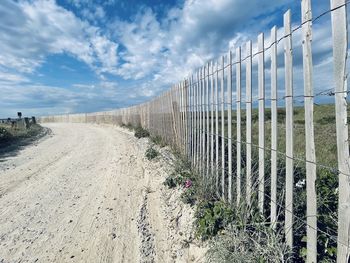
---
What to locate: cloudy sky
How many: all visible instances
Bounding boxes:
[0,0,338,117]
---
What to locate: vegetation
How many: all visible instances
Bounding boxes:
[230,105,342,262]
[134,126,150,138]
[206,224,291,263]
[120,123,151,139]
[120,122,134,131]
[195,200,235,240]
[163,157,194,187]
[180,187,196,205]
[0,123,44,147]
[145,146,159,160]
[151,135,166,147]
[215,104,349,167]
[162,155,291,262]
[0,126,14,144]
[131,104,345,261]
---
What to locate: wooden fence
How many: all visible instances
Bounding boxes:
[39,0,349,262]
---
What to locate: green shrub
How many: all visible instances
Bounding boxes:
[145,147,159,160]
[195,201,234,241]
[163,173,185,188]
[316,116,336,125]
[294,119,305,125]
[164,157,196,189]
[121,122,134,130]
[0,127,13,144]
[134,126,150,138]
[151,135,166,147]
[206,225,291,263]
[181,187,197,205]
[164,175,178,188]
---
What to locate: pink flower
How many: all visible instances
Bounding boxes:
[185,179,192,188]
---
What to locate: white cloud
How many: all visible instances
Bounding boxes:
[0,0,118,74]
[110,0,293,90]
[0,71,29,85]
[111,0,334,103]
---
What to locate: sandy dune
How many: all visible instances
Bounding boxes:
[0,123,205,263]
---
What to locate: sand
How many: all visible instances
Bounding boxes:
[0,123,206,263]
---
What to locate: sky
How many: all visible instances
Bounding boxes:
[0,0,339,118]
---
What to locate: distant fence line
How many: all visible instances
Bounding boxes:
[39,0,349,262]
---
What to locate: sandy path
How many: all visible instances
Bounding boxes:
[0,123,205,263]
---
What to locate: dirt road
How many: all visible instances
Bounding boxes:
[0,123,205,263]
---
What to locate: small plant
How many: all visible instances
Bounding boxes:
[195,200,234,241]
[206,224,291,263]
[163,173,185,188]
[145,147,159,160]
[151,135,166,147]
[164,175,178,188]
[181,187,196,205]
[163,156,196,189]
[0,127,13,144]
[134,126,150,138]
[121,122,134,130]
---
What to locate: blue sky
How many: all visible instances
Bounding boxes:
[0,0,336,117]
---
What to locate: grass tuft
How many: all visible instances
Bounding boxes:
[134,126,150,138]
[145,146,159,160]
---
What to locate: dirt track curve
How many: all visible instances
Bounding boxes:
[0,123,205,263]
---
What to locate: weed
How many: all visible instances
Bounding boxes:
[181,187,197,205]
[163,173,185,188]
[0,127,13,144]
[151,135,166,147]
[163,175,178,188]
[134,126,150,138]
[145,147,159,160]
[206,224,291,263]
[164,155,196,189]
[195,200,234,240]
[144,186,154,194]
[121,122,134,130]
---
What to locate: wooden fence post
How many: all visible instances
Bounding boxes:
[221,55,226,200]
[191,76,194,164]
[200,68,204,174]
[185,80,189,156]
[270,26,278,230]
[215,62,220,195]
[301,1,317,261]
[227,50,233,203]
[330,0,350,261]
[211,61,215,178]
[236,47,242,206]
[194,74,198,168]
[197,71,201,172]
[206,64,210,179]
[284,9,294,250]
[258,33,265,214]
[182,83,185,152]
[203,67,206,178]
[246,41,253,206]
